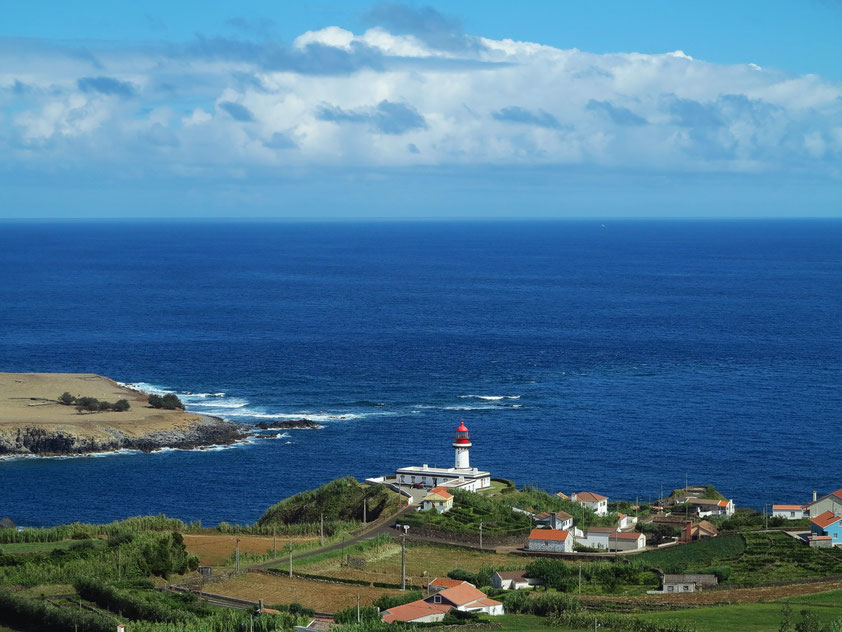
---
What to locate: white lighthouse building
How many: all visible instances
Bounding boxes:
[390,421,491,492]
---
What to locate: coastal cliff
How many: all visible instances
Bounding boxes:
[0,373,244,456]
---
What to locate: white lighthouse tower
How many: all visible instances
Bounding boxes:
[452,421,472,470]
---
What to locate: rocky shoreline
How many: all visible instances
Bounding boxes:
[0,414,246,456]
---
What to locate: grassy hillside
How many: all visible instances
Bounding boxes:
[258,477,402,527]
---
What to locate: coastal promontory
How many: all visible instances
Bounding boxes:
[0,373,243,455]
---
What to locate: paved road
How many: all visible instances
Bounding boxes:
[254,503,416,569]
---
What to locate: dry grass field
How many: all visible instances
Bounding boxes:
[183,534,318,566]
[297,541,528,586]
[208,572,401,612]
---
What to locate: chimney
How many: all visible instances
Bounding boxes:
[814,490,818,502]
[258,599,264,611]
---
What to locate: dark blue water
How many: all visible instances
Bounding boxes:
[0,220,839,526]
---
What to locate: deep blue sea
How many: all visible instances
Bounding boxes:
[0,220,839,527]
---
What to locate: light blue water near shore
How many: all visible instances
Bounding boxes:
[0,220,839,526]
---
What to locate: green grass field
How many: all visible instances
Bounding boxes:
[729,532,842,584]
[634,534,745,571]
[0,539,97,554]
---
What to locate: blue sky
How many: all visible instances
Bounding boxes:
[2,1,841,218]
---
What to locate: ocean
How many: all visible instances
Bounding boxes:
[0,219,839,526]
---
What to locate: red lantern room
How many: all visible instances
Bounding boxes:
[454,421,471,445]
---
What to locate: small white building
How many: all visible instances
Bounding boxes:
[661,574,718,593]
[772,504,808,520]
[576,527,614,550]
[491,571,542,590]
[571,492,609,516]
[617,513,638,530]
[527,528,574,553]
[689,498,734,517]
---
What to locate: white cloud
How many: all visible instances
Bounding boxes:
[1,26,840,180]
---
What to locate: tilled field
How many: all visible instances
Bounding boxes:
[582,578,842,607]
[184,534,317,566]
[207,571,402,613]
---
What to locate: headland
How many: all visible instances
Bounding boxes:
[0,372,244,455]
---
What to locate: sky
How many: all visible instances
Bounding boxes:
[2,0,841,218]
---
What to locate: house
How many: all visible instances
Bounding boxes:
[772,504,808,520]
[577,528,645,551]
[526,528,574,553]
[534,512,552,526]
[681,520,718,543]
[576,527,614,550]
[609,531,646,551]
[381,601,452,624]
[421,487,454,514]
[661,574,718,593]
[689,498,734,517]
[808,489,842,519]
[810,511,842,547]
[491,571,543,590]
[571,492,608,516]
[427,577,470,593]
[617,513,638,530]
[424,584,504,615]
[550,511,574,531]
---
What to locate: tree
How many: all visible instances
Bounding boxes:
[779,604,794,632]
[75,397,101,413]
[112,399,130,412]
[58,392,76,406]
[161,393,184,410]
[147,394,164,408]
[795,609,822,632]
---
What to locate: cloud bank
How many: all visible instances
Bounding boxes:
[1,15,841,188]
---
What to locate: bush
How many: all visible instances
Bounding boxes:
[75,397,101,413]
[0,591,114,632]
[113,399,130,412]
[147,393,183,409]
[334,605,380,624]
[58,392,76,405]
[74,578,194,622]
[372,591,422,611]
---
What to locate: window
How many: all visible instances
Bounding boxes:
[434,595,442,603]
[667,586,674,592]
[791,512,795,517]
[683,585,689,591]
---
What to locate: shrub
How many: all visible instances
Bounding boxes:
[58,392,76,405]
[75,397,101,413]
[334,605,380,624]
[113,399,130,412]
[372,591,422,611]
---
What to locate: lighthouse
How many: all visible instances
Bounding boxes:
[453,421,472,470]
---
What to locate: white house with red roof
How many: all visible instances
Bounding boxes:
[810,511,842,547]
[424,583,504,615]
[391,421,491,492]
[526,528,574,553]
[421,487,454,513]
[772,504,808,520]
[808,489,842,519]
[689,498,734,518]
[571,492,609,516]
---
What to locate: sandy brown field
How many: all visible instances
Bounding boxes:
[184,534,319,567]
[0,372,221,442]
[209,572,402,612]
[297,541,526,586]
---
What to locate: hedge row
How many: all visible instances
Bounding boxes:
[0,591,115,632]
[75,578,194,623]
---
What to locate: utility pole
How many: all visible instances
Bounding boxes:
[117,548,121,582]
[273,527,277,554]
[235,538,241,573]
[363,498,367,525]
[578,562,582,595]
[320,513,324,547]
[479,521,483,551]
[289,543,293,578]
[357,593,361,623]
[401,526,409,590]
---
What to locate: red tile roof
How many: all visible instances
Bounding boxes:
[427,487,453,499]
[611,531,645,540]
[773,504,806,511]
[429,577,466,589]
[433,583,491,607]
[833,489,842,500]
[556,492,570,500]
[575,492,607,502]
[809,489,842,506]
[382,601,451,623]
[528,528,570,542]
[812,511,842,529]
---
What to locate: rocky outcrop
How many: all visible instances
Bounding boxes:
[255,418,322,430]
[0,416,245,456]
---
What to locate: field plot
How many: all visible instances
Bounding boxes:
[208,572,401,612]
[183,534,317,566]
[729,532,842,584]
[296,541,527,586]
